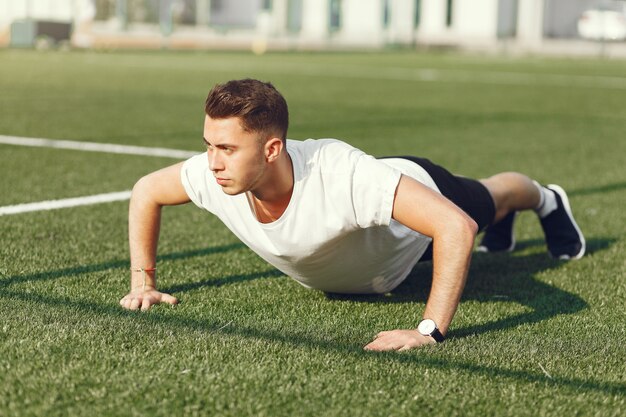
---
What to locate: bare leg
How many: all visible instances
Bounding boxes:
[479,172,540,223]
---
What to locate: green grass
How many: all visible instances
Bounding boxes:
[1,49,625,417]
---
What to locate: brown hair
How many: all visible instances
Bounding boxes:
[205,79,289,141]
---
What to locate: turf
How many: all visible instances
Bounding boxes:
[0,49,624,417]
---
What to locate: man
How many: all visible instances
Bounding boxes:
[120,79,585,352]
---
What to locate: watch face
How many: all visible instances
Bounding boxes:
[418,319,436,335]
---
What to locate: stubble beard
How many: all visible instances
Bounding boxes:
[221,155,267,197]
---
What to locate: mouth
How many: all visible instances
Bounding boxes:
[215,177,229,186]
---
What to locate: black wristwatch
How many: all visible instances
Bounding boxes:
[417,319,445,343]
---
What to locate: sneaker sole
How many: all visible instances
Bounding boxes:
[547,184,586,260]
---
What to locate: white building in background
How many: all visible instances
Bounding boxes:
[0,0,624,55]
[0,0,95,47]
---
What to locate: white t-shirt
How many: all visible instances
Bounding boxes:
[180,139,440,294]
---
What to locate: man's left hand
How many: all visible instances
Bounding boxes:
[363,329,436,352]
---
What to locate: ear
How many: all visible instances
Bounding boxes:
[264,137,284,163]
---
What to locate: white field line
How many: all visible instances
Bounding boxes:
[0,135,198,159]
[0,135,200,216]
[0,191,133,216]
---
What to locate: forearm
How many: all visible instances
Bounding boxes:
[120,163,189,310]
[367,175,479,351]
[423,218,477,335]
[128,180,162,290]
[364,223,475,351]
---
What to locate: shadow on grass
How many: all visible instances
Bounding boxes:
[160,268,284,293]
[0,242,245,289]
[325,237,614,339]
[3,280,624,397]
[569,181,626,197]
[1,237,623,396]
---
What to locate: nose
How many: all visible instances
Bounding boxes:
[208,150,224,172]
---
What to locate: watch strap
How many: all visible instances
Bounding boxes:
[430,327,445,343]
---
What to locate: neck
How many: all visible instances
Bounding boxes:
[249,151,294,222]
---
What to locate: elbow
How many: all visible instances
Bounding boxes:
[131,175,159,207]
[451,213,478,246]
[466,216,479,238]
[131,175,149,199]
[462,216,479,243]
[435,213,478,249]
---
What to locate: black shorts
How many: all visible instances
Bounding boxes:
[380,156,496,261]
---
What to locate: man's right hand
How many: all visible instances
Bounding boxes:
[119,288,178,311]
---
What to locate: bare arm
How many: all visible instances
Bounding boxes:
[120,161,191,311]
[364,174,478,351]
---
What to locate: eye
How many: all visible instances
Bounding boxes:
[215,144,234,154]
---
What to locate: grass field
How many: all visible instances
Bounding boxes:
[0,49,625,417]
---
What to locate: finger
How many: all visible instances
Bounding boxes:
[366,343,394,352]
[364,340,391,352]
[141,297,152,311]
[364,332,396,350]
[363,339,380,351]
[160,293,178,305]
[121,297,133,310]
[364,335,385,350]
[129,298,141,310]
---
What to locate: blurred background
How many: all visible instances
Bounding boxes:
[1,0,626,57]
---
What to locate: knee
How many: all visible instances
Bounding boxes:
[480,172,538,222]
[480,172,524,221]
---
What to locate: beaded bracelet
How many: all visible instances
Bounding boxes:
[130,267,157,291]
